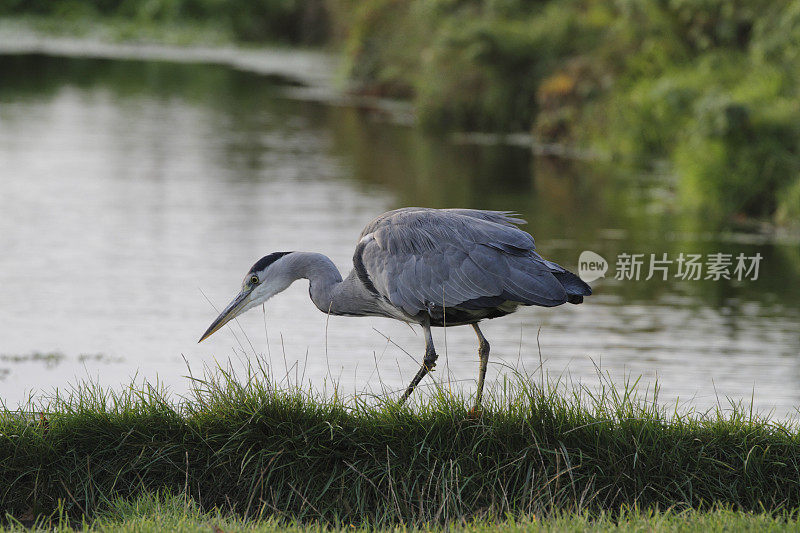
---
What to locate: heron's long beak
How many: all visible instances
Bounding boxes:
[198,288,252,343]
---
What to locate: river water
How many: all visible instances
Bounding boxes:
[1,53,799,417]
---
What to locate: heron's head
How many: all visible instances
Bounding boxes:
[198,251,294,343]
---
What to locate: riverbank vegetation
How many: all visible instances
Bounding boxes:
[1,1,799,223]
[332,1,800,227]
[2,364,800,527]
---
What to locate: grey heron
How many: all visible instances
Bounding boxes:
[199,208,591,407]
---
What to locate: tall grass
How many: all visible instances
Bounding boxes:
[1,359,799,526]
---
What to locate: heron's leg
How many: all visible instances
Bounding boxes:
[473,323,491,408]
[399,325,438,404]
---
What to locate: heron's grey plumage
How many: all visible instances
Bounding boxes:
[354,208,589,325]
[200,207,592,407]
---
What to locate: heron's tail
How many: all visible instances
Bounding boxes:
[553,270,592,304]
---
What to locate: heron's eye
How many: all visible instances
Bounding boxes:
[250,276,259,285]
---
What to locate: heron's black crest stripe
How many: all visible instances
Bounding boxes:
[249,251,292,274]
[353,240,380,297]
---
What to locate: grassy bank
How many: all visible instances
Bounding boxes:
[7,492,800,532]
[2,364,800,526]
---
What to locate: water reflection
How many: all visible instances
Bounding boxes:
[0,54,798,417]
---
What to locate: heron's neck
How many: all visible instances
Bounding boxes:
[285,252,384,317]
[284,252,344,313]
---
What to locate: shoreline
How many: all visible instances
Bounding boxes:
[0,20,424,127]
[0,21,336,89]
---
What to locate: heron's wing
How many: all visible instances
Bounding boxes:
[356,209,579,316]
[359,207,527,240]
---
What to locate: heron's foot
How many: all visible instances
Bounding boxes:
[420,352,438,375]
[399,351,439,404]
